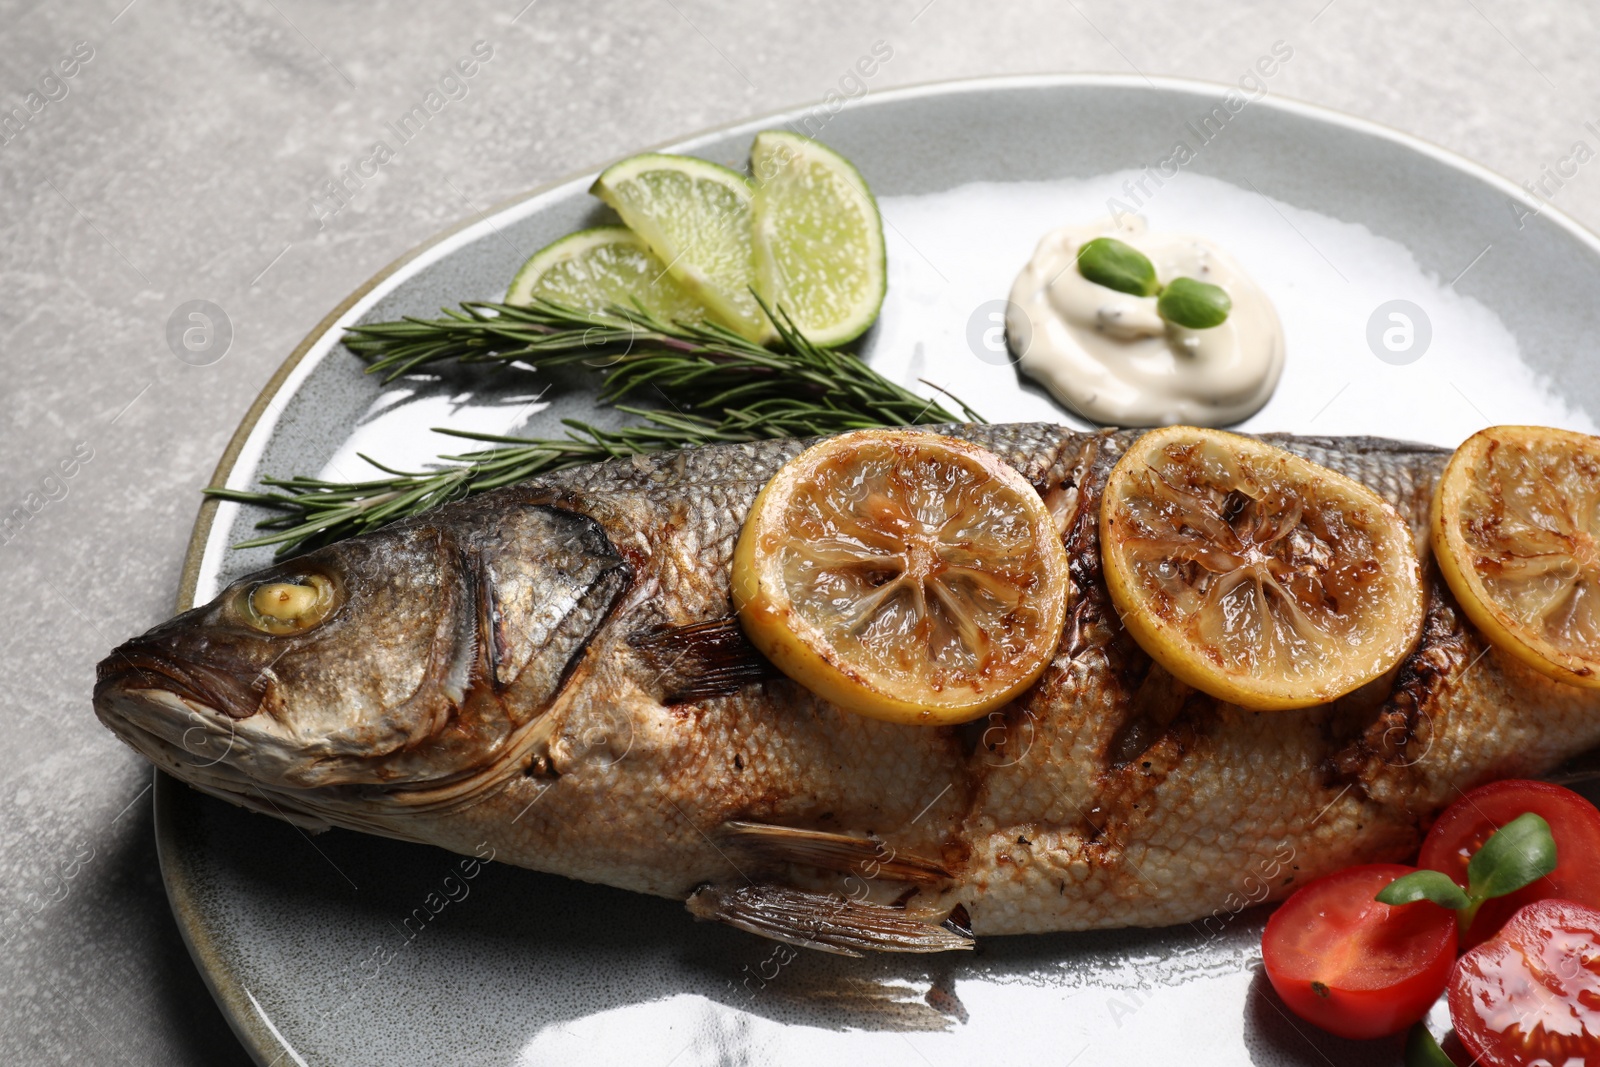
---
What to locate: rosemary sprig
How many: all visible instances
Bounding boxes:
[207,297,982,556]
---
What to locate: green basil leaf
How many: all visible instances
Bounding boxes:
[1404,1024,1455,1067]
[1157,277,1232,329]
[1375,869,1471,910]
[1076,237,1159,297]
[1466,811,1558,902]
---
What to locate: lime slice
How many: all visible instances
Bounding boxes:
[590,154,771,343]
[505,226,708,325]
[749,131,886,347]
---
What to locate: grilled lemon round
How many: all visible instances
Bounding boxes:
[1101,426,1425,710]
[732,430,1070,725]
[1433,425,1600,687]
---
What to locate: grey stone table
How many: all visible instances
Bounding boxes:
[2,0,1596,1061]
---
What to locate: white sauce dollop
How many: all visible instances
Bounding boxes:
[1006,217,1284,427]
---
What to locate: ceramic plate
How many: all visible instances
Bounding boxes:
[157,75,1600,1066]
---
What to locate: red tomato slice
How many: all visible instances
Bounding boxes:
[1449,898,1600,1067]
[1419,779,1600,947]
[1262,863,1458,1040]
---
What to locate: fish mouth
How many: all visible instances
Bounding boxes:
[92,660,341,833]
[93,644,258,783]
[95,640,266,721]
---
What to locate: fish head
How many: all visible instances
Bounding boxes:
[93,502,631,826]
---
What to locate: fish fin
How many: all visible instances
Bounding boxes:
[685,883,974,956]
[630,617,777,704]
[718,820,953,885]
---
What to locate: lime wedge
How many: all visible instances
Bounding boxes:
[749,131,886,347]
[505,226,709,325]
[590,154,771,342]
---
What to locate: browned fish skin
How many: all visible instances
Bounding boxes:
[93,425,1600,945]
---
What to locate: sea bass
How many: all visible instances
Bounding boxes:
[93,425,1600,954]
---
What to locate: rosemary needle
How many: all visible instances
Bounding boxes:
[207,297,984,557]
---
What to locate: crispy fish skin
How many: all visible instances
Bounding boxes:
[93,425,1600,947]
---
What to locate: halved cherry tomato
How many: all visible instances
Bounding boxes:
[1419,779,1600,947]
[1262,863,1458,1039]
[1448,898,1600,1067]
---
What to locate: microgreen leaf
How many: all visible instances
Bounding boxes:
[1157,277,1232,329]
[1466,812,1557,902]
[1376,870,1471,911]
[1375,810,1557,937]
[1404,1024,1455,1067]
[1076,237,1159,297]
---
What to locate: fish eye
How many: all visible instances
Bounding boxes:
[236,573,341,635]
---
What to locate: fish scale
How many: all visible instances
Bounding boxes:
[94,425,1600,953]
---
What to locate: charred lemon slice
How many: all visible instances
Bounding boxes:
[1432,425,1600,687]
[732,429,1070,725]
[1101,426,1424,710]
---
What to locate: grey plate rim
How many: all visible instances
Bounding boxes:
[151,72,1600,1066]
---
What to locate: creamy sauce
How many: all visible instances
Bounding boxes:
[1006,217,1284,427]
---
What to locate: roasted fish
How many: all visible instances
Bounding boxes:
[93,425,1600,955]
